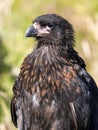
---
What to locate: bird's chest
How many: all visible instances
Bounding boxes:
[16,47,82,103]
[20,58,63,94]
[19,55,78,98]
[19,47,63,91]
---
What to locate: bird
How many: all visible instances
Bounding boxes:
[11,14,98,130]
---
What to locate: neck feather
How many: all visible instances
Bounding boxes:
[34,39,85,68]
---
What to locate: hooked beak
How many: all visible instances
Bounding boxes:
[25,22,50,38]
[25,25,38,37]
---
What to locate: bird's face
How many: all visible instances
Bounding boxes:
[26,22,52,38]
[26,14,74,45]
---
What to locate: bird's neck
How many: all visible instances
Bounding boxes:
[34,41,86,68]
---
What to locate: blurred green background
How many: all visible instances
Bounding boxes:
[0,0,98,130]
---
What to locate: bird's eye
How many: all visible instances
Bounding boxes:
[48,23,54,28]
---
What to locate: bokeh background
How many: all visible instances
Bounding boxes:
[0,0,98,130]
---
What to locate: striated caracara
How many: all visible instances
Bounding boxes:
[11,14,98,130]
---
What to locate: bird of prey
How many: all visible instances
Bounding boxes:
[11,14,98,130]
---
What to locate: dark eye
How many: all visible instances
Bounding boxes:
[48,23,54,28]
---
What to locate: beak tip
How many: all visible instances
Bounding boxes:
[25,28,31,38]
[25,26,38,38]
[25,33,29,38]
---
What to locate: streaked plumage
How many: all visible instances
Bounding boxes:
[11,14,98,130]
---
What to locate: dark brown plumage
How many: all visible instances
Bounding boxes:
[11,14,98,130]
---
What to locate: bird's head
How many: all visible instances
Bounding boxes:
[26,14,75,46]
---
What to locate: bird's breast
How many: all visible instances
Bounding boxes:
[17,47,65,95]
[16,46,82,103]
